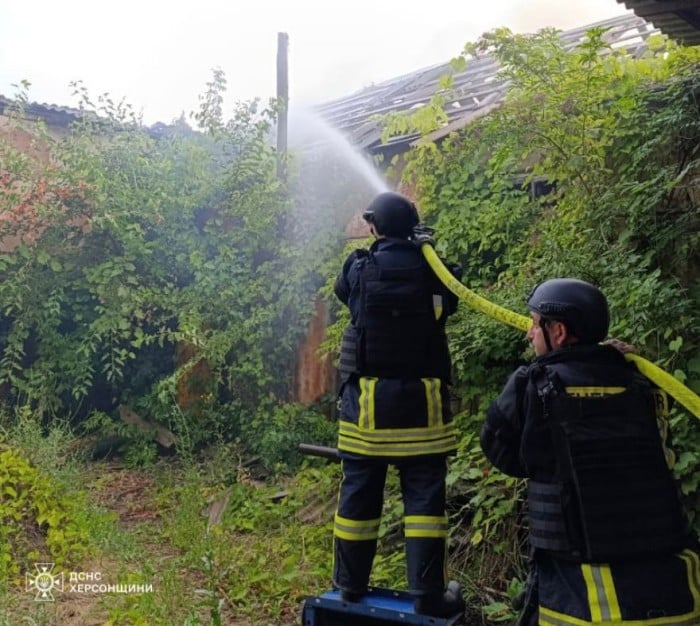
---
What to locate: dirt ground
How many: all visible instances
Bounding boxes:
[4,460,484,625]
[4,461,250,626]
[4,464,140,624]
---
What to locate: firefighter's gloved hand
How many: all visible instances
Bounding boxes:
[412,224,436,246]
[602,337,636,354]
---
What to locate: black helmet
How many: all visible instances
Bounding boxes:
[526,278,609,344]
[362,192,419,238]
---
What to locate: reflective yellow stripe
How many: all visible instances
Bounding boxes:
[405,529,447,538]
[339,421,455,442]
[333,513,380,541]
[581,564,603,622]
[338,438,457,457]
[334,514,380,529]
[421,378,442,428]
[337,435,457,457]
[333,528,378,541]
[540,607,591,626]
[358,377,377,430]
[541,604,700,625]
[433,379,442,425]
[358,378,367,430]
[599,566,621,621]
[422,378,436,428]
[680,549,700,611]
[581,563,622,624]
[565,386,626,397]
[404,514,448,538]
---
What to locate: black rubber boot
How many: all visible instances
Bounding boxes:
[340,589,365,603]
[414,580,465,617]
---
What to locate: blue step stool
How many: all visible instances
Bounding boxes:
[301,587,465,626]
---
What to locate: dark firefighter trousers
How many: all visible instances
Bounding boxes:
[333,455,448,596]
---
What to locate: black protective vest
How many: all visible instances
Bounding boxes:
[527,365,688,562]
[340,249,451,380]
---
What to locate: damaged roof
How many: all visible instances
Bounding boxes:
[314,14,666,157]
[617,0,700,46]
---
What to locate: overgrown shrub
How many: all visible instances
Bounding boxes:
[0,74,339,467]
[370,25,700,612]
[243,402,337,472]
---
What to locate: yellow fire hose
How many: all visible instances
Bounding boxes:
[421,243,700,419]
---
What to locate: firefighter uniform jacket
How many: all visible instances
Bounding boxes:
[334,237,460,458]
[481,344,700,625]
[332,236,460,597]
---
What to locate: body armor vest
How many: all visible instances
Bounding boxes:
[344,250,449,379]
[527,365,688,562]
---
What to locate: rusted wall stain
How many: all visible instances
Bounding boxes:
[293,211,373,405]
[294,293,336,405]
[174,341,215,413]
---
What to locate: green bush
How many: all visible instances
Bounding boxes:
[378,25,700,613]
[243,402,337,471]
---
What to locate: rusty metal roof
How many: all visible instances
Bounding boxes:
[314,14,661,156]
[617,0,700,46]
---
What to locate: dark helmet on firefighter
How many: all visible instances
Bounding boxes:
[526,278,609,344]
[362,191,419,238]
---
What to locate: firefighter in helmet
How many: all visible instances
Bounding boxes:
[332,191,465,617]
[480,278,700,625]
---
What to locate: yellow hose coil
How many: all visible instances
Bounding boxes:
[421,243,700,419]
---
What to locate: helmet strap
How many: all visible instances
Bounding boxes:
[540,318,554,353]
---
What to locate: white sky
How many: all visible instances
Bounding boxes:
[0,0,632,125]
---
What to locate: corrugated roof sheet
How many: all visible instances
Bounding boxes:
[617,0,700,46]
[0,95,83,127]
[314,14,663,155]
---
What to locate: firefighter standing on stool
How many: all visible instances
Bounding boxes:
[332,191,465,617]
[480,278,700,626]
